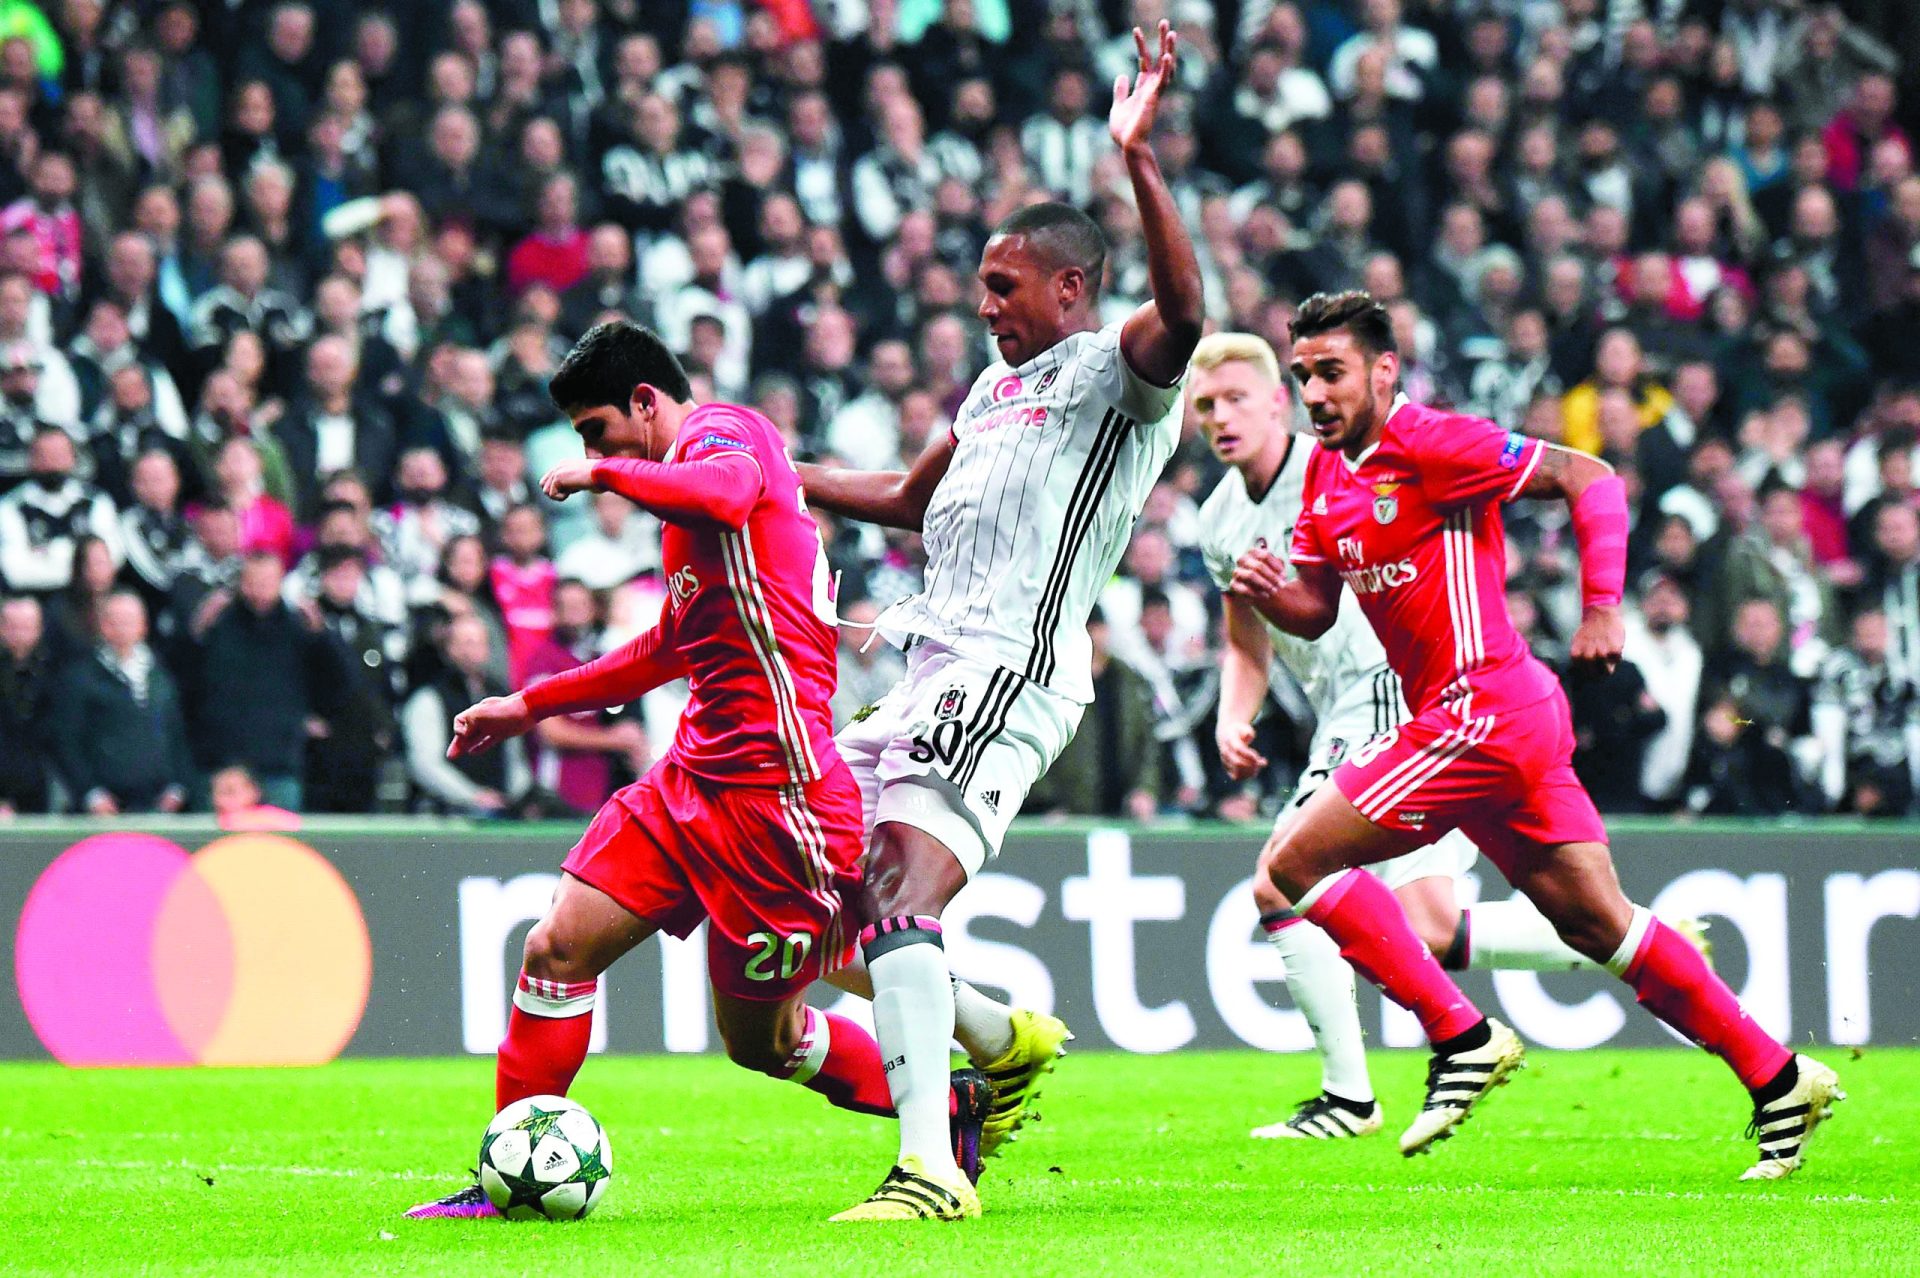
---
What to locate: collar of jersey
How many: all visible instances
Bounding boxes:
[1339,393,1411,473]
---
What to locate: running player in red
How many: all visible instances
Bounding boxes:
[407,322,988,1219]
[1229,292,1843,1180]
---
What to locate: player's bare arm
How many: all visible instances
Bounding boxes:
[1229,546,1339,640]
[794,430,957,532]
[1113,21,1204,387]
[1514,443,1628,675]
[449,623,686,759]
[1216,594,1273,781]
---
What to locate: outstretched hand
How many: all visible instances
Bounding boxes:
[540,460,599,502]
[449,692,535,759]
[1109,20,1177,152]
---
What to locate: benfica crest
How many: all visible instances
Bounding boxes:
[1372,482,1400,525]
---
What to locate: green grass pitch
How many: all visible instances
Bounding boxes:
[9,1048,1917,1276]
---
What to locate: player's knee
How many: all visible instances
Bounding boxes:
[521,919,599,984]
[1262,829,1323,900]
[1539,897,1626,962]
[1252,845,1294,915]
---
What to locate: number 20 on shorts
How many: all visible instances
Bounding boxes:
[743,930,814,983]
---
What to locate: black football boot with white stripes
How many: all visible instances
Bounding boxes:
[1399,1018,1526,1156]
[1252,1092,1384,1140]
[1742,1054,1845,1181]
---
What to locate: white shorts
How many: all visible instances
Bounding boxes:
[1276,728,1478,891]
[835,639,1083,879]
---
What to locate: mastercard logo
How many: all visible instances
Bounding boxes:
[14,833,371,1066]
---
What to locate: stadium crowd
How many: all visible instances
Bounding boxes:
[0,0,1916,821]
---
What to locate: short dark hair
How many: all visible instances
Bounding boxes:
[549,320,691,414]
[1290,290,1397,359]
[994,202,1107,292]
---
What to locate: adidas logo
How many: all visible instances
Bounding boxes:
[543,1150,568,1170]
[979,789,1001,815]
[1312,494,1328,515]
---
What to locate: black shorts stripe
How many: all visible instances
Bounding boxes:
[948,667,1013,775]
[954,670,1025,794]
[1025,410,1134,685]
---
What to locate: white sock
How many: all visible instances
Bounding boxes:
[951,977,1016,1063]
[1465,899,1596,971]
[1266,920,1372,1104]
[868,938,959,1173]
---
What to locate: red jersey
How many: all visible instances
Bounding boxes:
[653,403,839,784]
[1290,395,1562,720]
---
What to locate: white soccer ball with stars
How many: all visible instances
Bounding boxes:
[478,1095,613,1220]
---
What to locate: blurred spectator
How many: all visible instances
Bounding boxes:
[374,447,481,595]
[1813,609,1917,816]
[1683,689,1798,816]
[209,433,294,565]
[491,503,556,684]
[1623,572,1704,810]
[524,578,646,814]
[185,549,347,811]
[210,763,302,832]
[1706,596,1818,796]
[1027,611,1159,820]
[403,610,530,816]
[52,589,192,815]
[556,490,658,590]
[0,423,119,595]
[303,546,402,813]
[1566,656,1668,813]
[272,333,397,517]
[0,592,53,813]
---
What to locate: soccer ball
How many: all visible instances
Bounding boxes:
[478,1095,614,1221]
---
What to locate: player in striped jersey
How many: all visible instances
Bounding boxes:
[797,22,1204,1221]
[1192,333,1667,1142]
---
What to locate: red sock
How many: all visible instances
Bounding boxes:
[778,1005,894,1116]
[495,972,597,1109]
[1615,913,1790,1090]
[1300,868,1483,1043]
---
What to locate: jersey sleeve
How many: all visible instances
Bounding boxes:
[1407,409,1545,509]
[1086,322,1184,425]
[1289,457,1330,565]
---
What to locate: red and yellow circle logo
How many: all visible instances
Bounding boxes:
[14,833,372,1066]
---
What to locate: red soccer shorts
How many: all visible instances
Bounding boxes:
[561,758,865,1000]
[1331,685,1607,875]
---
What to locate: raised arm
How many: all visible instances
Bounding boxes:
[448,622,687,759]
[1216,594,1274,781]
[1227,546,1341,641]
[1516,443,1627,674]
[795,429,957,532]
[1112,22,1205,387]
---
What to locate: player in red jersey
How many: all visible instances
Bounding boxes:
[407,322,988,1219]
[1229,292,1842,1180]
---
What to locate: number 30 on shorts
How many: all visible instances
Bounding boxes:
[743,930,814,982]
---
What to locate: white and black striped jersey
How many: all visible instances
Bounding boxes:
[873,321,1184,705]
[1199,439,1405,742]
